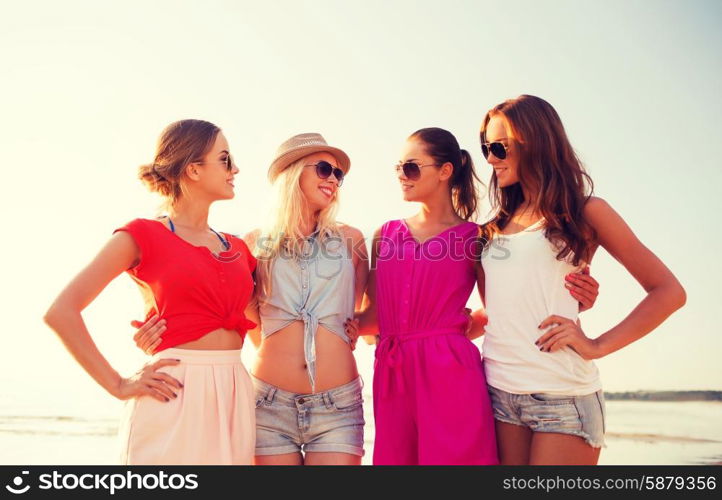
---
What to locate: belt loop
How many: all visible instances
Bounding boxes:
[266,385,277,404]
[323,390,333,409]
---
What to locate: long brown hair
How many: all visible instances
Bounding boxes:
[138,119,221,209]
[479,95,596,265]
[410,127,481,221]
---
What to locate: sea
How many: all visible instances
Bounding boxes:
[1,342,720,466]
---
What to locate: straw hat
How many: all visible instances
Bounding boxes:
[268,133,351,182]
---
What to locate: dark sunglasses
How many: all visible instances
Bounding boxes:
[306,160,345,186]
[481,141,509,160]
[195,153,234,171]
[224,154,234,171]
[394,161,438,181]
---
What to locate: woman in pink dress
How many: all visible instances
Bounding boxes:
[350,127,599,465]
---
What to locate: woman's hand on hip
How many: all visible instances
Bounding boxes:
[115,358,183,402]
[344,316,360,350]
[463,308,473,338]
[536,314,601,360]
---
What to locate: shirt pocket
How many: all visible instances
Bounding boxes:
[314,238,345,279]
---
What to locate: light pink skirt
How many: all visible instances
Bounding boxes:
[118,348,255,465]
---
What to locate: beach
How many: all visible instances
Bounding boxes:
[1,340,720,466]
[1,0,719,476]
[2,391,720,466]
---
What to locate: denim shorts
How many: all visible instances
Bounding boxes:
[252,375,365,457]
[488,385,606,448]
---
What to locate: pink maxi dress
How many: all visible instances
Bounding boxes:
[372,219,498,465]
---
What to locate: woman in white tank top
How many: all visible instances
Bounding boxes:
[473,95,686,465]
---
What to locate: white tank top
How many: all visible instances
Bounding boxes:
[480,218,601,395]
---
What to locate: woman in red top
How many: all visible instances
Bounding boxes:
[44,119,257,465]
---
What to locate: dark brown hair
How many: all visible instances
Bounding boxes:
[138,119,221,206]
[410,127,481,221]
[479,95,596,265]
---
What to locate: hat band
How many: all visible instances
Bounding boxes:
[283,139,329,150]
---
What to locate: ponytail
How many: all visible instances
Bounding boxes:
[451,149,480,221]
[410,128,482,221]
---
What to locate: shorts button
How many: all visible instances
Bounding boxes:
[297,398,305,404]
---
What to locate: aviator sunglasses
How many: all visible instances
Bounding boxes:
[195,153,234,171]
[480,141,509,160]
[305,160,345,186]
[394,161,439,181]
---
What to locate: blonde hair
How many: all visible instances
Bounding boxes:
[254,157,343,297]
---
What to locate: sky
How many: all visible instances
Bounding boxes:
[0,0,720,416]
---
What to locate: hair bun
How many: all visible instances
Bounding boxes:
[151,163,166,180]
[138,162,171,196]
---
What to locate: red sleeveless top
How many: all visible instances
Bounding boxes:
[113,218,257,351]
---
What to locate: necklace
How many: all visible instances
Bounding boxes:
[167,217,229,250]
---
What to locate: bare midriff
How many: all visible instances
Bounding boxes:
[252,321,358,394]
[175,328,244,350]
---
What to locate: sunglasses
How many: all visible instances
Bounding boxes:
[306,160,345,186]
[223,154,234,171]
[395,161,439,181]
[195,154,234,171]
[481,141,509,160]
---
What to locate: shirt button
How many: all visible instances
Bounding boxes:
[303,284,307,288]
[404,299,409,304]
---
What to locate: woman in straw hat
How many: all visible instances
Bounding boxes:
[133,132,367,465]
[246,133,366,465]
[44,119,257,464]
